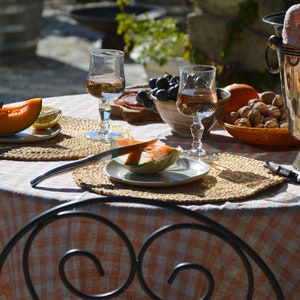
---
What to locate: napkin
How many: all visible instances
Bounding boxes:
[282,4,300,50]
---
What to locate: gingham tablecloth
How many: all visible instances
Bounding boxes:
[0,94,300,299]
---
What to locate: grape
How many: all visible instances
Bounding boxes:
[155,89,169,101]
[163,73,172,81]
[156,77,169,90]
[195,76,208,88]
[168,84,179,100]
[171,75,180,84]
[143,97,154,109]
[186,74,196,88]
[149,77,157,89]
[151,87,159,96]
[147,73,181,103]
[136,90,150,104]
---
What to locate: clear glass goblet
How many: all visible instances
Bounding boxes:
[86,49,125,142]
[176,65,217,159]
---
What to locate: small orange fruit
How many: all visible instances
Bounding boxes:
[224,83,260,112]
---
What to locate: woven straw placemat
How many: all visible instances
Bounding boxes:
[0,116,129,161]
[72,153,285,204]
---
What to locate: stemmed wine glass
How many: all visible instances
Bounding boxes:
[86,49,125,142]
[176,65,217,159]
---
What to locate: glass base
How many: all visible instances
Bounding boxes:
[85,130,123,143]
[182,148,207,158]
[181,149,218,164]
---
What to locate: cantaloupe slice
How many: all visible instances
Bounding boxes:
[0,98,42,136]
[113,137,181,174]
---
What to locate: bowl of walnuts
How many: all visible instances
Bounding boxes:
[222,87,300,148]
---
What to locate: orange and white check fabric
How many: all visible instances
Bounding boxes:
[0,94,299,299]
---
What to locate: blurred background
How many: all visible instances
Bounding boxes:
[0,0,147,103]
[0,0,298,104]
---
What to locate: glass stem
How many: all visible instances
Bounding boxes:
[191,116,204,153]
[98,98,111,134]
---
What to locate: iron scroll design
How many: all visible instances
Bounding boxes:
[0,196,284,299]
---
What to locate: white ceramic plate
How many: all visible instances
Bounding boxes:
[0,124,61,143]
[104,157,210,188]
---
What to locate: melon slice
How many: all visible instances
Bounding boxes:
[113,137,181,174]
[0,98,42,136]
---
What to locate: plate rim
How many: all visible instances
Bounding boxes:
[104,157,210,187]
[0,124,61,143]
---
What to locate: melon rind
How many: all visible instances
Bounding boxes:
[122,148,181,174]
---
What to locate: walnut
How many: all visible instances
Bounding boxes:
[280,122,288,128]
[272,95,284,108]
[260,91,277,105]
[248,109,263,126]
[225,89,289,130]
[248,98,261,108]
[263,116,278,123]
[252,102,270,116]
[279,107,287,122]
[254,123,264,128]
[237,106,251,118]
[223,111,239,124]
[269,105,281,119]
[264,120,279,128]
[234,118,251,127]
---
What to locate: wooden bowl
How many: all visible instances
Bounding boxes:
[224,123,300,148]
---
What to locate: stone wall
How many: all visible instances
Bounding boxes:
[188,0,295,90]
[134,0,296,90]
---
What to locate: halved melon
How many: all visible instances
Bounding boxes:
[113,137,181,174]
[0,98,42,136]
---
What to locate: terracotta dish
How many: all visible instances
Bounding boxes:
[224,123,300,148]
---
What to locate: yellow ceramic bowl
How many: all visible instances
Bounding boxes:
[224,123,300,148]
[153,88,231,137]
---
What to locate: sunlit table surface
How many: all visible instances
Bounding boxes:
[0,93,300,299]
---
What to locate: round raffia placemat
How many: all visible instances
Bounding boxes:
[72,153,285,204]
[0,116,129,161]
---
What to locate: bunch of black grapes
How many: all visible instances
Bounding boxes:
[136,73,180,112]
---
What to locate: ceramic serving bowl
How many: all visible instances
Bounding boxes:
[152,88,231,137]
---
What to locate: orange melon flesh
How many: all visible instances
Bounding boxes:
[113,137,157,165]
[151,145,173,161]
[0,98,42,136]
[113,137,181,174]
[126,149,143,165]
[113,137,141,147]
[0,101,29,112]
[114,137,144,165]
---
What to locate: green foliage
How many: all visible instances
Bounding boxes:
[116,1,190,66]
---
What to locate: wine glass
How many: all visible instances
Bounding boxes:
[86,49,125,142]
[176,65,217,159]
